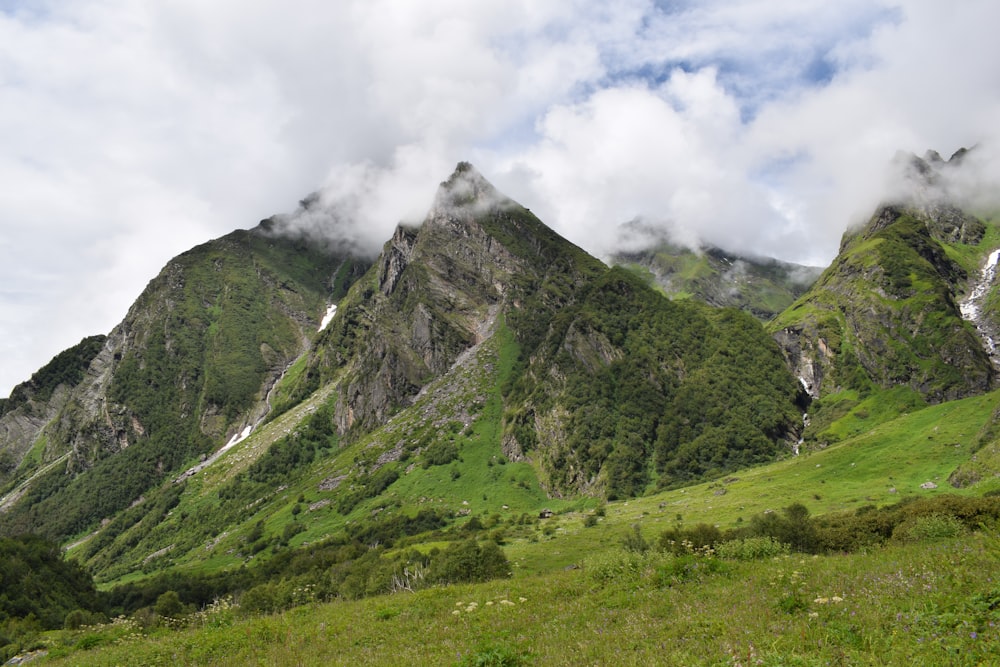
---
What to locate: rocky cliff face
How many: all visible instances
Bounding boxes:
[315,162,603,435]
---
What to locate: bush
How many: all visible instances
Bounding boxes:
[622,525,649,552]
[892,514,966,543]
[427,540,510,584]
[422,441,460,468]
[458,642,528,667]
[585,548,671,586]
[716,536,791,561]
[657,523,722,555]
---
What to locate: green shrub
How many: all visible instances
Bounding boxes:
[585,548,671,585]
[892,514,966,543]
[650,554,728,586]
[427,540,510,585]
[422,441,460,468]
[657,523,722,555]
[621,524,650,552]
[716,536,791,560]
[458,642,528,666]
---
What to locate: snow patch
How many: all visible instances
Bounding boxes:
[319,304,338,332]
[959,249,1000,364]
[225,424,253,449]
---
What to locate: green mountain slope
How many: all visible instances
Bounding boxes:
[615,241,822,320]
[0,224,369,541]
[770,151,1000,443]
[5,158,1000,664]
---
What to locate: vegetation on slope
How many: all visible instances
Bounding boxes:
[615,241,821,320]
[505,267,802,498]
[5,383,1000,662]
[771,207,996,444]
[0,336,107,417]
[0,227,367,543]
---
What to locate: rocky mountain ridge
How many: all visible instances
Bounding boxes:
[0,156,997,569]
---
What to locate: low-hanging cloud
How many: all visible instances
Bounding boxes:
[3,0,1000,396]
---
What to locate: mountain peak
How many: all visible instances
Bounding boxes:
[431,161,509,214]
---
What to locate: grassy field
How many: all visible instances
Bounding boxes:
[29,384,1000,665]
[37,528,1000,666]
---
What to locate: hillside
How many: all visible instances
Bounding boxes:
[771,150,1000,443]
[0,225,370,539]
[614,240,822,320]
[13,387,1000,664]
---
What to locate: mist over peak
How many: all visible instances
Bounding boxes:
[883,144,1000,216]
[429,161,522,220]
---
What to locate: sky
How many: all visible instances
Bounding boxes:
[2,0,1000,396]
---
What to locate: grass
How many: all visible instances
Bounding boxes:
[39,529,1000,665]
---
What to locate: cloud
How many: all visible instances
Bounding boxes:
[3,0,1000,395]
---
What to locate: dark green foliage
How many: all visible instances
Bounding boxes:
[426,539,510,584]
[744,503,819,553]
[101,510,485,617]
[505,268,799,498]
[422,440,460,467]
[153,590,189,619]
[621,525,650,553]
[657,523,723,555]
[2,335,106,415]
[345,509,448,548]
[336,467,400,515]
[75,482,185,568]
[0,534,103,638]
[727,495,1000,554]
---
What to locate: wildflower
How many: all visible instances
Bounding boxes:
[971,632,978,639]
[831,596,844,604]
[518,597,527,603]
[452,610,461,616]
[485,601,494,606]
[808,612,819,619]
[814,597,829,604]
[500,600,515,606]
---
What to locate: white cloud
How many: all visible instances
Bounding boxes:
[2,0,1000,394]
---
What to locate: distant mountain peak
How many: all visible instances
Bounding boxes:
[431,161,511,215]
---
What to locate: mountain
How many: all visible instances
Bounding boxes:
[0,224,370,538]
[613,236,822,320]
[4,159,1000,664]
[0,163,803,562]
[770,148,999,440]
[300,164,802,497]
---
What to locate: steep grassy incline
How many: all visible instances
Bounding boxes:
[35,387,1000,666]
